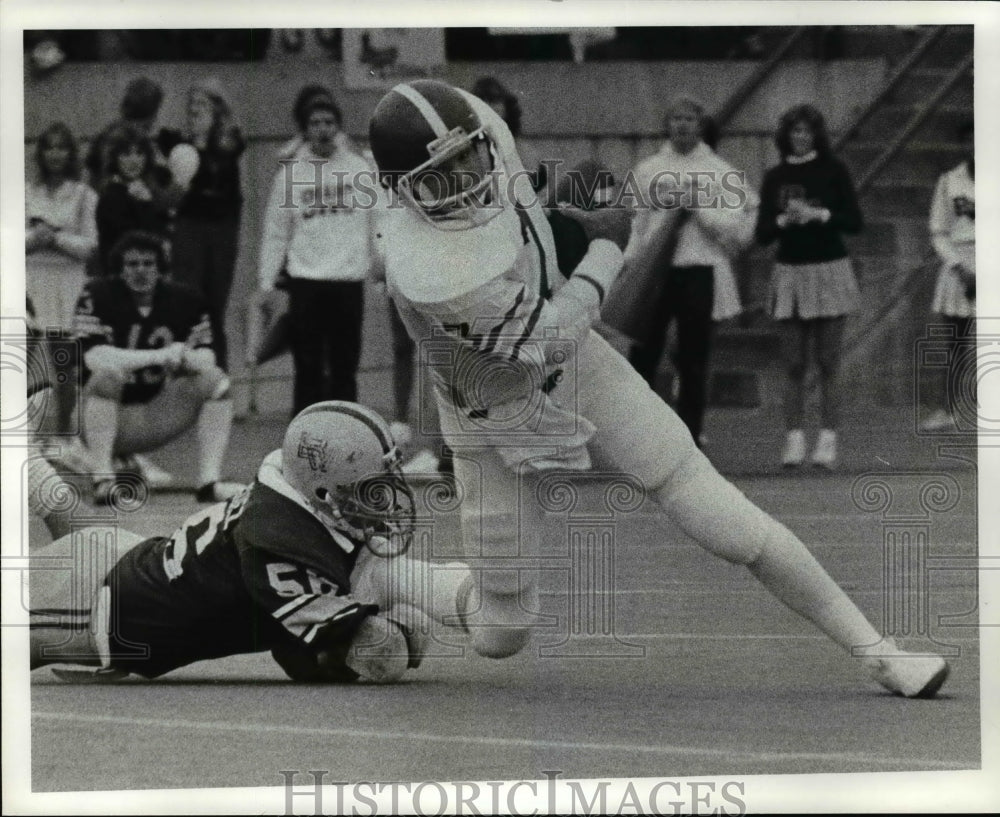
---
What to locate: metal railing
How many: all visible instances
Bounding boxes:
[713,26,812,129]
[832,25,948,152]
[855,50,973,193]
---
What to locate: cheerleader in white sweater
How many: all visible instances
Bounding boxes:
[922,120,975,431]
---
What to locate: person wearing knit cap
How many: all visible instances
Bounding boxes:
[256,87,380,414]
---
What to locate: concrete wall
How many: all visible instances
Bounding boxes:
[23,58,887,417]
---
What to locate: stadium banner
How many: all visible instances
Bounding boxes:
[342,29,446,90]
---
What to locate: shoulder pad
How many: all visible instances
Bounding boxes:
[384,206,521,304]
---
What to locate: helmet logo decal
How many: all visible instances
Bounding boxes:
[296,432,329,473]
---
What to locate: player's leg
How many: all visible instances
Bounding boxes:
[191,369,239,499]
[29,526,145,670]
[114,378,202,454]
[351,547,473,629]
[27,453,74,545]
[81,367,128,476]
[113,369,239,499]
[580,330,947,696]
[434,433,543,658]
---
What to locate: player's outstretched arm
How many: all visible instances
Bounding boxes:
[248,552,424,684]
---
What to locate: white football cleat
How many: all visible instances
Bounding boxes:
[781,429,806,467]
[810,428,838,469]
[861,640,950,698]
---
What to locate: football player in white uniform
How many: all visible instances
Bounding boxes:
[368,79,949,697]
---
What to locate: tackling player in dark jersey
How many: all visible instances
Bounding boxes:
[70,230,242,503]
[29,402,473,682]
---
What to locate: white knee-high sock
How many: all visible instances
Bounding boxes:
[379,557,473,627]
[83,396,120,475]
[196,398,233,486]
[655,451,883,654]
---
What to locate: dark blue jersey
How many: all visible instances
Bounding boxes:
[105,481,373,678]
[72,277,213,404]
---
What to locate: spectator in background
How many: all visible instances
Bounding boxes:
[471,76,547,193]
[72,230,243,504]
[95,125,173,274]
[158,78,246,372]
[921,119,975,432]
[274,84,354,161]
[86,76,166,190]
[26,123,98,328]
[25,122,98,437]
[257,88,378,414]
[755,104,863,468]
[624,96,755,448]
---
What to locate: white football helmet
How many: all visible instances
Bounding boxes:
[282,401,415,556]
[369,79,502,229]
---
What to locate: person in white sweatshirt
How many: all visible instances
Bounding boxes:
[921,119,975,432]
[257,91,381,415]
[624,96,756,447]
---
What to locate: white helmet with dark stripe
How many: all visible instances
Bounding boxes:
[369,79,501,229]
[282,401,415,555]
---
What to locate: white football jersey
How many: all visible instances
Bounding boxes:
[381,91,619,470]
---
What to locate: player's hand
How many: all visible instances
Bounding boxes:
[555,205,633,252]
[127,180,153,202]
[161,342,186,373]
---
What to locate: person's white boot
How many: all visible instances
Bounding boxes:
[781,429,806,467]
[810,429,838,469]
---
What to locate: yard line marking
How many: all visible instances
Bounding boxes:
[32,711,972,770]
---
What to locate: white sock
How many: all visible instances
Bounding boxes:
[746,533,882,652]
[83,396,120,475]
[196,398,234,486]
[371,557,473,628]
[656,451,882,654]
[434,562,474,627]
